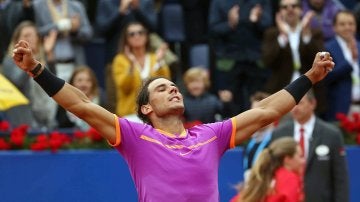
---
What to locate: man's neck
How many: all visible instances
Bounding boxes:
[152,116,185,136]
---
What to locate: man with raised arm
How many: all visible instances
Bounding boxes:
[12,40,334,201]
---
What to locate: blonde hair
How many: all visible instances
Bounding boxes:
[240,137,298,202]
[183,67,210,89]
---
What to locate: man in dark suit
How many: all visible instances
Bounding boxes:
[262,0,327,116]
[271,90,349,202]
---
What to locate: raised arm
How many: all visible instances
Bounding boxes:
[12,40,116,144]
[233,52,334,145]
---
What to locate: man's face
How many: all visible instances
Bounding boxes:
[146,78,184,117]
[291,95,316,123]
[333,12,357,42]
[279,0,302,25]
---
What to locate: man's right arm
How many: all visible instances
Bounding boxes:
[52,83,117,144]
[12,40,117,144]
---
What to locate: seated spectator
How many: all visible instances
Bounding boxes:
[1,21,57,129]
[231,137,305,202]
[110,21,170,122]
[182,67,234,125]
[301,0,344,41]
[56,66,106,130]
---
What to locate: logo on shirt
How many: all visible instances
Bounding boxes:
[140,135,217,156]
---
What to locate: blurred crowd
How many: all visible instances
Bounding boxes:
[0,0,359,131]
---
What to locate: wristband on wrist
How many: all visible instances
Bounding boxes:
[284,75,312,104]
[29,63,43,77]
[34,67,65,97]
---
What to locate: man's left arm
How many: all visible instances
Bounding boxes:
[233,52,334,145]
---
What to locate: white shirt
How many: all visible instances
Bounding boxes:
[278,24,312,82]
[294,115,315,159]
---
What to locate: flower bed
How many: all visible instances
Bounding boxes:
[0,120,110,152]
[336,112,360,145]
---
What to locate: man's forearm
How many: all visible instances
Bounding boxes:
[32,64,65,97]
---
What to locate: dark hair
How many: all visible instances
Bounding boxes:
[333,10,356,25]
[136,77,164,124]
[118,21,151,53]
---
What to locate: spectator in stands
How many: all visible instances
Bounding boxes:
[324,10,360,121]
[56,66,105,130]
[262,0,327,117]
[242,92,274,180]
[110,21,170,122]
[182,67,233,126]
[1,20,57,129]
[33,0,93,82]
[232,137,305,202]
[0,0,34,64]
[208,0,273,114]
[95,0,157,64]
[96,0,178,109]
[272,90,349,202]
[301,0,344,41]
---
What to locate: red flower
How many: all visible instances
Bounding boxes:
[35,134,49,143]
[356,134,360,145]
[9,124,29,147]
[336,112,360,145]
[48,131,71,152]
[30,141,48,151]
[30,134,49,151]
[0,121,10,131]
[352,112,360,123]
[336,113,347,122]
[0,138,10,150]
[73,130,87,139]
[87,127,103,142]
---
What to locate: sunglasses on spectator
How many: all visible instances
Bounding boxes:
[280,3,300,10]
[127,30,146,37]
